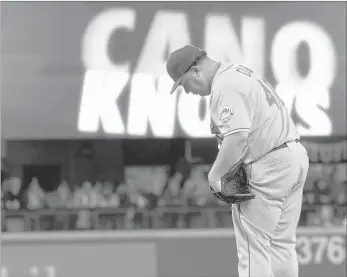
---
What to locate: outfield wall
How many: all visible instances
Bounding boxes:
[1,228,345,277]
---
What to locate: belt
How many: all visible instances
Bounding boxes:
[270,139,299,153]
[247,139,299,166]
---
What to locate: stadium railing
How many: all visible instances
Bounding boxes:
[2,204,345,232]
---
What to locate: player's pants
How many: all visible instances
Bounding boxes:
[232,140,309,277]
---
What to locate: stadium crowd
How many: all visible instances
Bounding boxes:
[1,161,346,232]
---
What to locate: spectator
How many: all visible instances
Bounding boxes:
[1,179,7,209]
[94,181,103,198]
[26,177,45,210]
[182,168,199,205]
[127,184,148,209]
[1,194,3,210]
[73,181,96,230]
[141,167,168,212]
[329,165,347,225]
[117,180,132,208]
[331,182,346,224]
[309,179,333,205]
[331,165,347,205]
[173,157,192,191]
[45,188,60,209]
[124,184,148,229]
[41,180,71,230]
[156,172,187,228]
[319,205,336,227]
[159,172,186,206]
[97,181,122,230]
[334,163,347,181]
[1,169,7,184]
[306,211,320,226]
[181,167,213,228]
[183,166,211,207]
[99,181,120,208]
[2,177,26,210]
[45,180,72,209]
[73,181,98,208]
[56,180,73,208]
[1,175,10,215]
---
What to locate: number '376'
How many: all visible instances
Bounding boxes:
[296,236,346,265]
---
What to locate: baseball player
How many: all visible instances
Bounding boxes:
[166,45,309,277]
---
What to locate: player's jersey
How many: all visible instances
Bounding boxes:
[209,62,300,165]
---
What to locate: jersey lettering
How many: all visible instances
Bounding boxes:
[235,64,253,77]
[235,64,284,109]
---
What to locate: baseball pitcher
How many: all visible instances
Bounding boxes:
[166,45,309,277]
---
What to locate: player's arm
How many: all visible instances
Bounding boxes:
[208,91,253,191]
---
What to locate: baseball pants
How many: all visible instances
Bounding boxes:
[232,140,309,277]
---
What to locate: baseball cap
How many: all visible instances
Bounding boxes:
[166,45,206,94]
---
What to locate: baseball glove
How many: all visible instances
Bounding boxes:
[210,161,255,205]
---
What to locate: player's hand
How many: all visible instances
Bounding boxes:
[208,171,222,192]
[209,161,256,205]
[209,179,222,192]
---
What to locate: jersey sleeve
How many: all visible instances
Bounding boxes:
[215,90,253,137]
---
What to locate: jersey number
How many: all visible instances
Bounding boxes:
[259,79,284,109]
[235,64,284,109]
